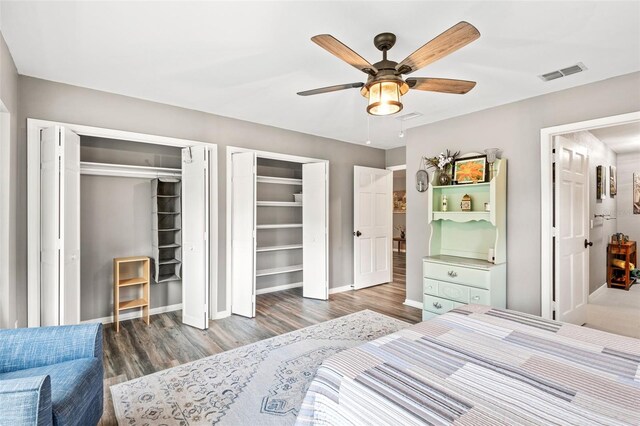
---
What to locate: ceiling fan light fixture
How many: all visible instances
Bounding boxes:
[366,80,403,116]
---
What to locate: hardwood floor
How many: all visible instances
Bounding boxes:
[100,252,415,425]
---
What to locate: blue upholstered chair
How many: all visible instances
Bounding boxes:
[0,323,103,426]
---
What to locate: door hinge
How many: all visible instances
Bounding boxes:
[551,227,557,237]
[552,300,558,311]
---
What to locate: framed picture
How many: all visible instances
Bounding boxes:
[610,165,617,197]
[596,165,606,200]
[452,155,488,184]
[393,191,406,213]
[634,172,640,215]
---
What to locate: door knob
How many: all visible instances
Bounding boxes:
[353,230,362,237]
[584,239,593,248]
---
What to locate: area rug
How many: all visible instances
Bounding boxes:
[110,310,409,425]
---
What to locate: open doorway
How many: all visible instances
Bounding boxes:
[389,165,406,291]
[541,112,640,338]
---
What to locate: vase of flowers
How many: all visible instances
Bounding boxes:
[424,150,459,186]
[395,225,406,239]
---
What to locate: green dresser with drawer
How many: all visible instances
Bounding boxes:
[422,255,506,320]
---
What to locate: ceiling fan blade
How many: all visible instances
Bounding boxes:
[397,22,480,75]
[311,34,376,74]
[297,82,364,96]
[407,78,476,94]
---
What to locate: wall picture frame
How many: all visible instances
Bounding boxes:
[596,165,606,200]
[634,172,640,215]
[393,191,406,213]
[610,165,617,197]
[452,155,488,184]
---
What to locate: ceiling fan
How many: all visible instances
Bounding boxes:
[298,21,480,116]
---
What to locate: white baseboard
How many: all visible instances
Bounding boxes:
[404,299,423,310]
[211,309,230,320]
[255,282,302,295]
[329,284,354,294]
[588,283,608,302]
[82,303,182,325]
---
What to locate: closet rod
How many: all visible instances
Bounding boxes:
[80,161,182,179]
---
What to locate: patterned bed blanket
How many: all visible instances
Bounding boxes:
[296,304,640,425]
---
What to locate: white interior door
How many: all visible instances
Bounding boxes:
[40,126,80,326]
[181,146,210,329]
[303,162,328,299]
[231,152,256,317]
[554,135,589,324]
[353,166,393,289]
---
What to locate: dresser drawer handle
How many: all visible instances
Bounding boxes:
[471,296,480,301]
[433,302,443,309]
[447,270,458,277]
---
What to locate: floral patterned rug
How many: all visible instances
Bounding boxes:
[110,310,409,425]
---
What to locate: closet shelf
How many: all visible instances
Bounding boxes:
[157,228,180,232]
[432,211,491,222]
[256,201,302,207]
[256,244,303,252]
[256,264,303,277]
[256,176,303,185]
[118,298,148,310]
[157,274,181,283]
[158,243,181,249]
[154,195,180,198]
[256,224,303,229]
[156,211,181,215]
[159,258,181,265]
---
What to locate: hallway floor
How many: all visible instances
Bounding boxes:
[586,283,640,338]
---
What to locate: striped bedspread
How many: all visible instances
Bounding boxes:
[296,304,640,425]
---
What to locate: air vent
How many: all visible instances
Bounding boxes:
[396,112,423,121]
[539,62,587,82]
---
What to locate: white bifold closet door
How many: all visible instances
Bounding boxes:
[302,162,329,300]
[231,152,257,318]
[40,126,81,326]
[181,146,211,329]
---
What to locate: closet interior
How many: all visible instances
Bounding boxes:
[229,150,329,319]
[79,136,183,323]
[256,158,304,292]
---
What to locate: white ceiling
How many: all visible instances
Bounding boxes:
[2,1,639,149]
[591,122,640,154]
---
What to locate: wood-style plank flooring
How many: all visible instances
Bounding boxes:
[100,252,415,425]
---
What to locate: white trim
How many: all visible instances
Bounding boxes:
[540,111,640,319]
[225,145,329,314]
[27,118,220,327]
[588,283,608,302]
[80,161,181,179]
[329,284,354,294]
[403,299,424,310]
[81,303,182,325]
[386,164,407,171]
[255,282,302,295]
[0,102,11,328]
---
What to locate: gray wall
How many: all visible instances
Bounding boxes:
[386,146,406,167]
[617,151,640,245]
[572,131,617,294]
[16,75,385,323]
[81,176,182,320]
[0,32,18,329]
[406,72,640,315]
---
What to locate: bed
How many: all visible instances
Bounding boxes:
[296,304,640,425]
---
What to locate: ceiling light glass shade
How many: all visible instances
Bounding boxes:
[367,81,403,116]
